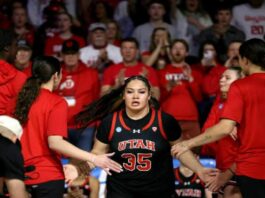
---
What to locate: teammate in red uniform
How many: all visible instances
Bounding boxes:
[202,67,243,198]
[172,39,265,198]
[69,75,217,198]
[14,56,122,198]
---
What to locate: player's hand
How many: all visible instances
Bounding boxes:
[91,152,123,175]
[114,69,125,88]
[205,171,231,192]
[64,164,79,185]
[229,127,238,141]
[197,167,220,184]
[171,140,190,158]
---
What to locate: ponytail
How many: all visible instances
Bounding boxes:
[76,85,125,127]
[15,77,42,124]
[14,56,61,124]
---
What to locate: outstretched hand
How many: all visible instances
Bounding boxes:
[197,167,220,184]
[171,141,190,158]
[205,171,232,192]
[63,164,79,185]
[92,152,123,175]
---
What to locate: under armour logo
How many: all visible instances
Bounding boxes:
[132,129,141,133]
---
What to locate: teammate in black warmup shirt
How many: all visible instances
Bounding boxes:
[71,75,217,198]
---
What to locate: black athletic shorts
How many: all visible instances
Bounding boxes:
[27,180,65,198]
[0,136,24,180]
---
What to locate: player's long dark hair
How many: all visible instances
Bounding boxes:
[76,75,160,127]
[15,56,61,124]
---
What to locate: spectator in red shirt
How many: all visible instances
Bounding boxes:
[14,40,33,78]
[56,39,100,151]
[101,37,160,99]
[172,38,265,198]
[14,56,122,198]
[157,39,202,140]
[44,12,86,60]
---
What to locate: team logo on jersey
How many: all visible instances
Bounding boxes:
[132,129,141,133]
[116,127,122,133]
[59,77,75,90]
[152,127,157,132]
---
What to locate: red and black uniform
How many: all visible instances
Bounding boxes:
[21,89,68,185]
[174,168,205,198]
[97,108,181,197]
[102,62,159,88]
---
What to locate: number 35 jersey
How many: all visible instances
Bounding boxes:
[96,108,181,193]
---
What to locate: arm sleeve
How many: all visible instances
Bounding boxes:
[47,99,68,138]
[161,111,182,141]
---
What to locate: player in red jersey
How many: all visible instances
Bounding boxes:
[202,67,243,198]
[172,39,265,198]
